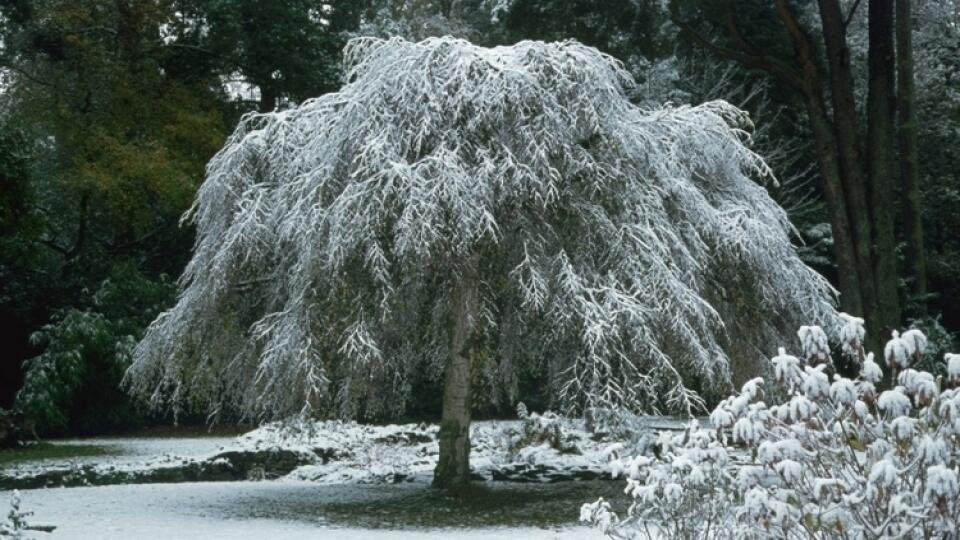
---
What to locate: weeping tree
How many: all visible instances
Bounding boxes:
[126,36,837,488]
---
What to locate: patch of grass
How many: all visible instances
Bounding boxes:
[254,480,629,529]
[0,443,119,466]
[111,424,255,438]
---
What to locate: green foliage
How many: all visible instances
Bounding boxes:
[0,0,229,413]
[15,266,175,434]
[0,128,43,308]
[197,0,364,109]
[496,0,668,63]
[0,130,36,252]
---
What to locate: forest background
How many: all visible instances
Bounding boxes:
[1,0,957,436]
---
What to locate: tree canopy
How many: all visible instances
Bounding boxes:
[127,37,837,426]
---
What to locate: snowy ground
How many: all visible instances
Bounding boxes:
[1,416,694,538]
[3,417,690,486]
[8,480,606,539]
[1,435,238,480]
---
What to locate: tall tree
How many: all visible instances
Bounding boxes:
[670,0,906,350]
[816,0,876,322]
[867,0,902,336]
[126,37,837,488]
[896,0,926,314]
[197,0,362,112]
[0,0,227,415]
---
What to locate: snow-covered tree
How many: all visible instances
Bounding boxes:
[125,36,836,488]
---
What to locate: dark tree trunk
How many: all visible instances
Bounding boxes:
[774,0,865,316]
[674,0,908,349]
[896,0,926,314]
[818,0,891,348]
[867,0,902,337]
[433,279,476,489]
[259,84,277,113]
[802,93,865,318]
[817,0,880,325]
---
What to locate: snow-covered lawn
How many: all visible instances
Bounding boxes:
[8,480,606,539]
[0,409,813,539]
[3,417,690,487]
[52,434,238,460]
[4,417,687,538]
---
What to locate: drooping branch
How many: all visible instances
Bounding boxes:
[126,36,838,422]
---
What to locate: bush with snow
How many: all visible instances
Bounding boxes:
[583,315,960,539]
[16,267,174,434]
[506,407,579,456]
[1,491,32,539]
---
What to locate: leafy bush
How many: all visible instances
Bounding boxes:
[0,408,35,448]
[15,266,175,434]
[583,314,960,539]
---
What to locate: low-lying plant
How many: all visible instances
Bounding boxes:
[583,314,960,539]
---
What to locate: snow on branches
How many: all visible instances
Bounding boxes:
[1,491,33,540]
[584,316,960,539]
[126,36,836,421]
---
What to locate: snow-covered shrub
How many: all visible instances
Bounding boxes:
[906,315,958,377]
[606,421,738,539]
[516,401,529,420]
[1,491,32,539]
[507,410,578,455]
[583,315,960,539]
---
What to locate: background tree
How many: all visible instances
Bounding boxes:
[126,37,837,488]
[866,0,901,334]
[1,0,956,440]
[912,0,960,329]
[0,0,227,427]
[666,0,932,352]
[896,0,925,312]
[186,0,363,112]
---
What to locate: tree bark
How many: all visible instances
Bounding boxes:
[867,0,902,336]
[773,0,865,317]
[802,95,865,318]
[675,0,906,346]
[433,278,477,489]
[896,0,926,314]
[258,84,277,113]
[817,0,880,324]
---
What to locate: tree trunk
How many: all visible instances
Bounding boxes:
[867,0,902,337]
[773,0,865,316]
[817,0,881,328]
[259,84,277,113]
[433,278,477,489]
[803,93,865,318]
[896,0,926,315]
